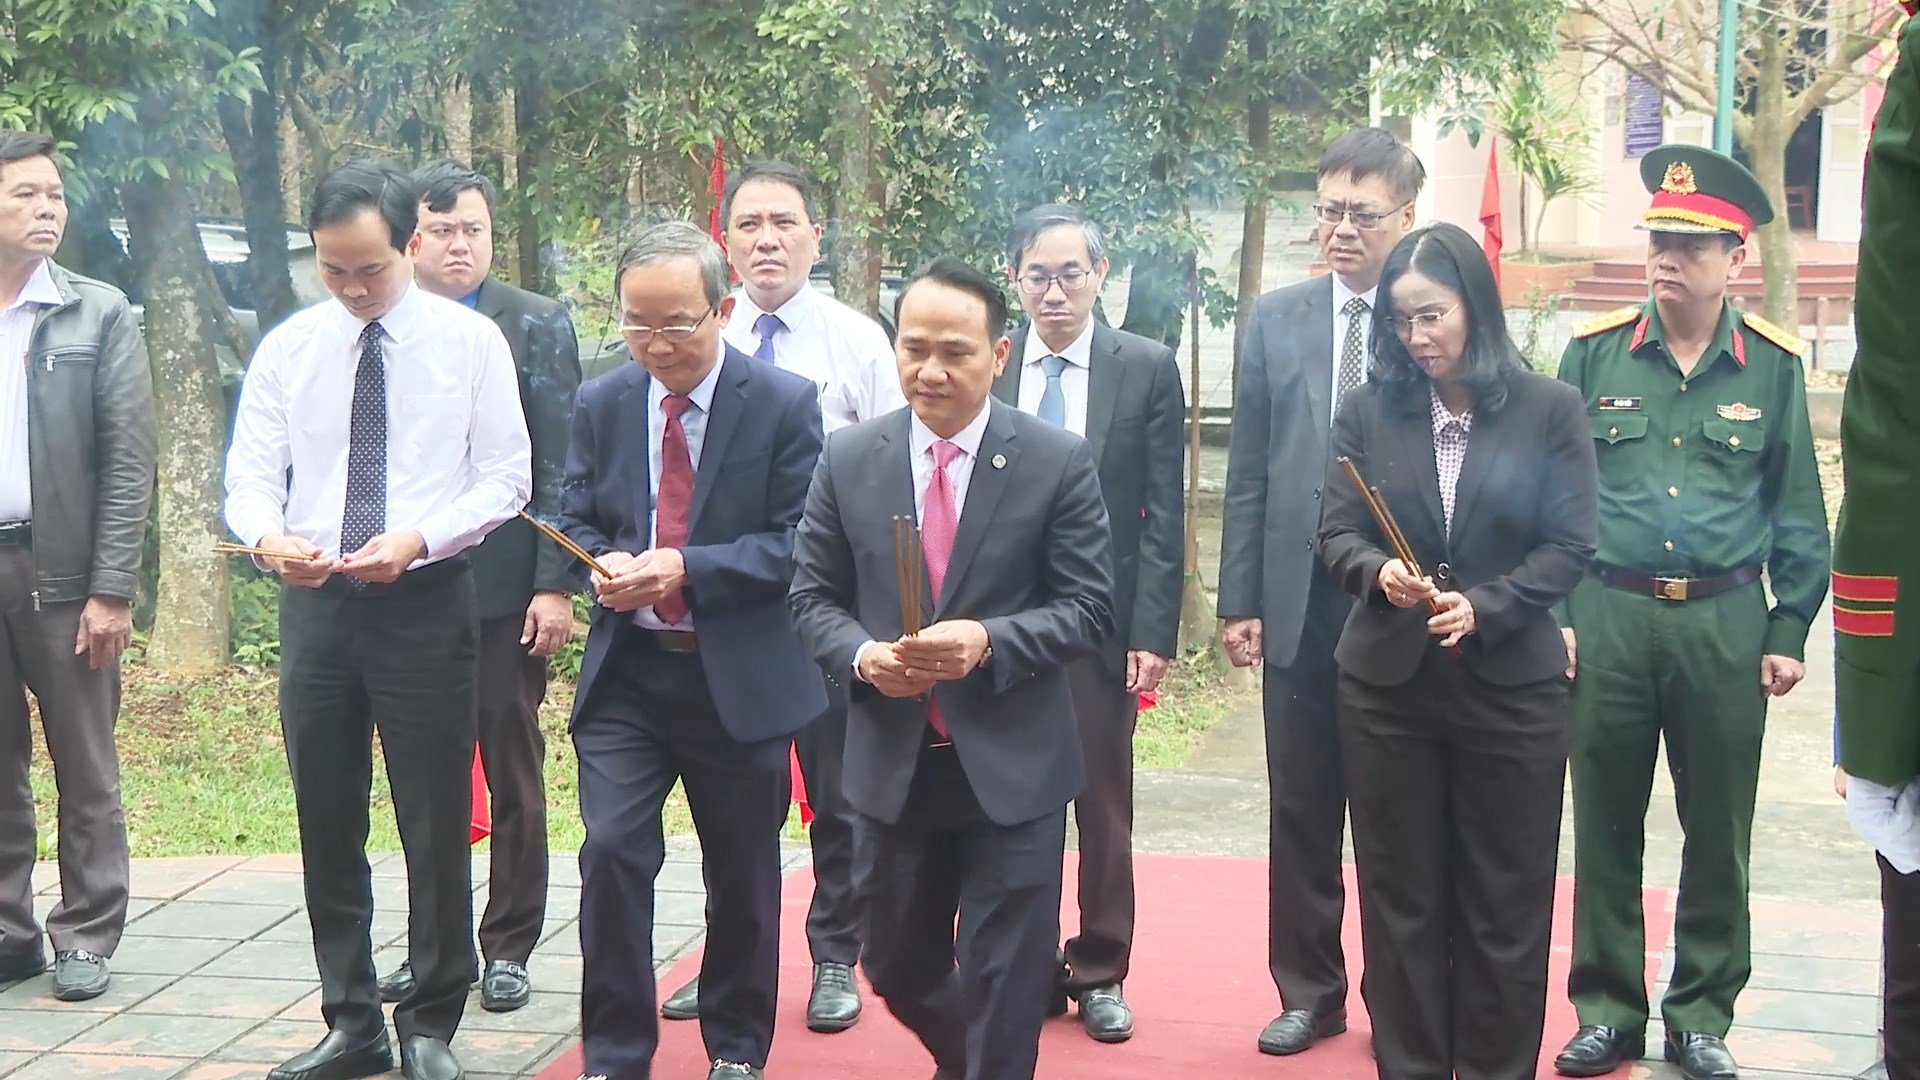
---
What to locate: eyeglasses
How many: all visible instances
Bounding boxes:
[619,307,717,345]
[1016,269,1092,295]
[1312,202,1411,232]
[1391,304,1461,339]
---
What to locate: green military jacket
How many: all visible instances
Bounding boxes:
[1556,298,1830,660]
[1834,12,1920,785]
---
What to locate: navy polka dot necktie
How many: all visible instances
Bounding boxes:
[341,320,388,578]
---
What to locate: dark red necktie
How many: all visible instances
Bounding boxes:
[653,393,693,624]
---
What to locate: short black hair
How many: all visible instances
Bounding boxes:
[307,159,418,253]
[1369,222,1522,415]
[1319,127,1427,205]
[898,256,1010,342]
[413,158,497,214]
[721,160,820,227]
[1005,203,1109,272]
[0,131,57,180]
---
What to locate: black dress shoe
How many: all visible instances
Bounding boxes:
[1257,1009,1346,1055]
[806,961,862,1032]
[1076,983,1134,1043]
[400,1036,463,1080]
[481,959,531,1013]
[0,947,46,983]
[662,975,700,1020]
[1665,1031,1739,1080]
[378,959,415,1004]
[267,1030,394,1080]
[52,950,110,1002]
[1046,956,1070,1018]
[1554,1025,1645,1077]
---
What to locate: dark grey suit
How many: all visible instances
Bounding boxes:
[992,323,1183,990]
[1216,274,1352,1018]
[789,400,1115,1080]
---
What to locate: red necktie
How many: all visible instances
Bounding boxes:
[921,440,961,737]
[653,393,694,625]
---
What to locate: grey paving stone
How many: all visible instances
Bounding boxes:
[460,991,579,1035]
[204,1020,335,1064]
[176,871,310,908]
[0,972,174,1013]
[440,1028,556,1074]
[536,922,580,956]
[653,922,701,960]
[62,1010,256,1057]
[523,952,582,995]
[125,856,248,901]
[130,976,315,1020]
[653,889,705,926]
[169,1062,297,1079]
[1736,988,1880,1038]
[127,901,291,941]
[0,1052,193,1079]
[110,935,242,977]
[1747,952,1883,997]
[654,861,704,894]
[0,1008,109,1051]
[1723,1026,1881,1077]
[0,1050,30,1073]
[195,940,318,981]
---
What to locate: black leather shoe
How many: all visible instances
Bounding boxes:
[1666,1031,1739,1080]
[1554,1025,1646,1076]
[806,961,862,1032]
[1046,955,1070,1018]
[1257,1009,1346,1055]
[707,1062,762,1080]
[400,1036,462,1080]
[378,959,415,1004]
[267,1030,394,1080]
[1076,983,1134,1043]
[0,947,46,983]
[481,959,531,1013]
[662,975,699,1020]
[51,950,110,1002]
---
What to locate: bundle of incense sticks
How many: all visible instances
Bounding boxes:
[892,515,924,636]
[517,510,611,580]
[211,542,319,562]
[1336,456,1455,626]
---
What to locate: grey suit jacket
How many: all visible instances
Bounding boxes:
[993,322,1185,674]
[1217,274,1341,669]
[788,401,1116,826]
[467,276,582,619]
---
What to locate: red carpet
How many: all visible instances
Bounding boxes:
[536,854,1674,1079]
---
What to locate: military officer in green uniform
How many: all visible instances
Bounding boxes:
[1834,6,1920,1077]
[1550,145,1831,1080]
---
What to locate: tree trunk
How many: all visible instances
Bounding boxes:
[1179,262,1216,661]
[1748,29,1798,328]
[471,74,508,189]
[121,164,231,674]
[1233,20,1271,393]
[219,71,302,332]
[512,67,552,296]
[829,61,885,320]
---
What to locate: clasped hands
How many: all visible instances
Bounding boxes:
[589,550,687,612]
[858,620,991,699]
[256,530,426,588]
[1378,558,1475,647]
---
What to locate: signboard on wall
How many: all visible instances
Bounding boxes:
[1624,73,1664,158]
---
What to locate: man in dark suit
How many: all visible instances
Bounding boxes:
[789,256,1115,1080]
[989,203,1183,1043]
[1216,127,1425,1056]
[559,221,826,1080]
[374,159,580,1014]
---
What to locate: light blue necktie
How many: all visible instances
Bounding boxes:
[753,312,784,363]
[1037,354,1068,428]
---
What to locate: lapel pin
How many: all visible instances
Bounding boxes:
[991,453,1007,470]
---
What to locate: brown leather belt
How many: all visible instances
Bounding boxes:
[634,628,699,653]
[1592,562,1762,603]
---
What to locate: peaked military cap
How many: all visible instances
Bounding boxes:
[1637,144,1774,240]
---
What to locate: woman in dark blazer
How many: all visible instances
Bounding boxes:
[1318,222,1599,1080]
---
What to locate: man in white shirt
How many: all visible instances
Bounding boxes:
[225,160,530,1080]
[1216,127,1423,1057]
[662,160,904,1033]
[0,131,156,1006]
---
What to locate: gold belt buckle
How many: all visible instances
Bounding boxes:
[1653,577,1690,602]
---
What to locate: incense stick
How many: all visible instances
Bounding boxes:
[893,515,923,636]
[211,542,320,562]
[517,510,612,580]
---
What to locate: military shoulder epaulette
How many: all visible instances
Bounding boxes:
[1572,307,1641,339]
[1741,311,1804,356]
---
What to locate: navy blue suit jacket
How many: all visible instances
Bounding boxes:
[559,346,827,743]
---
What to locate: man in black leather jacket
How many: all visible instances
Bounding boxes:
[0,130,158,1004]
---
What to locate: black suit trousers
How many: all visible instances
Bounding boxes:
[794,675,861,966]
[474,614,550,964]
[1063,652,1138,990]
[574,628,790,1079]
[1264,566,1351,1016]
[277,562,478,1046]
[1339,648,1568,1080]
[1886,854,1920,1080]
[854,746,1066,1080]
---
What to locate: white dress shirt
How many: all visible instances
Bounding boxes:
[723,283,906,434]
[0,261,61,522]
[1847,775,1920,874]
[854,399,993,675]
[223,283,532,568]
[1015,319,1093,436]
[633,347,727,631]
[1330,275,1378,427]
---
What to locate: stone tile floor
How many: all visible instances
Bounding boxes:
[0,839,803,1080]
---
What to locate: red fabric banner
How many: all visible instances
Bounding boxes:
[1480,138,1504,290]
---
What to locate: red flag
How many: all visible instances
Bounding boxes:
[790,744,813,825]
[1480,137,1504,289]
[707,137,727,246]
[468,748,491,844]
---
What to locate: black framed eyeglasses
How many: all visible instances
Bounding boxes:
[1016,269,1092,295]
[1311,202,1411,232]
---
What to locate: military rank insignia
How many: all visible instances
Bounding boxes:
[1716,403,1762,422]
[1597,396,1642,410]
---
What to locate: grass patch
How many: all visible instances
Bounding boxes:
[27,651,1245,860]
